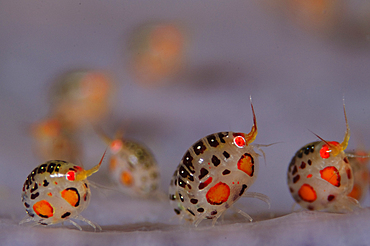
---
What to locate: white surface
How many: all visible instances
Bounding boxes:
[1,1,370,245]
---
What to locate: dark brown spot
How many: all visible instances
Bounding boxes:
[307,205,314,211]
[179,165,194,181]
[346,168,352,179]
[292,166,298,175]
[328,195,335,201]
[289,187,294,193]
[217,132,228,143]
[47,163,56,174]
[30,183,38,193]
[30,192,39,200]
[24,202,30,208]
[293,175,300,183]
[239,184,248,196]
[198,168,209,180]
[297,150,303,158]
[289,157,296,170]
[169,194,176,201]
[307,159,312,165]
[179,193,184,202]
[37,164,47,174]
[300,162,306,169]
[178,177,186,188]
[183,151,195,173]
[193,140,206,155]
[174,209,181,215]
[61,212,71,218]
[211,210,217,215]
[55,164,61,172]
[187,209,195,216]
[190,198,198,204]
[207,134,219,147]
[343,157,349,164]
[223,151,230,159]
[222,169,231,175]
[211,155,221,167]
[197,208,204,213]
[43,180,49,187]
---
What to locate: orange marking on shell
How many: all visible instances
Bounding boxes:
[109,157,117,171]
[47,192,52,197]
[61,189,79,207]
[298,184,317,202]
[206,182,230,205]
[348,184,362,200]
[33,200,54,218]
[307,174,313,178]
[237,154,254,176]
[121,171,133,186]
[320,166,341,187]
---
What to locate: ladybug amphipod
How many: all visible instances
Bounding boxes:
[347,150,370,202]
[287,104,361,212]
[169,102,269,226]
[100,132,160,198]
[20,151,106,230]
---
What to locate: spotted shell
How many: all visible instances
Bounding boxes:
[108,139,160,197]
[21,155,104,230]
[287,141,359,212]
[169,103,267,226]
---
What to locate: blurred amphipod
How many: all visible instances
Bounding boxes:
[347,150,370,203]
[100,131,161,198]
[31,118,81,163]
[127,21,186,87]
[49,70,113,131]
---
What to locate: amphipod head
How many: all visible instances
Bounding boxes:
[66,150,107,181]
[318,103,350,159]
[97,128,124,154]
[233,98,258,148]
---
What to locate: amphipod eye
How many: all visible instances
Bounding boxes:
[319,141,341,159]
[233,136,246,148]
[111,140,123,154]
[66,171,76,181]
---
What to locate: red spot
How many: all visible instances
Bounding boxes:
[234,136,246,148]
[346,167,352,179]
[307,174,313,178]
[66,171,76,181]
[237,181,239,184]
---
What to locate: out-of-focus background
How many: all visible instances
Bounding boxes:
[1,1,370,245]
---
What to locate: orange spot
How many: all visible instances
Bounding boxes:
[320,166,340,187]
[121,171,133,186]
[320,141,340,159]
[307,174,313,178]
[348,184,362,200]
[33,200,54,218]
[237,153,254,176]
[109,157,117,171]
[47,192,52,197]
[206,182,230,205]
[234,136,246,148]
[61,188,80,207]
[298,184,317,202]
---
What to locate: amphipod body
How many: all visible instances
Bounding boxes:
[102,132,160,198]
[287,104,360,212]
[169,102,269,226]
[20,151,106,230]
[347,151,370,202]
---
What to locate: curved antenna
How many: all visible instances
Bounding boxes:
[340,99,350,151]
[244,96,258,144]
[76,150,107,181]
